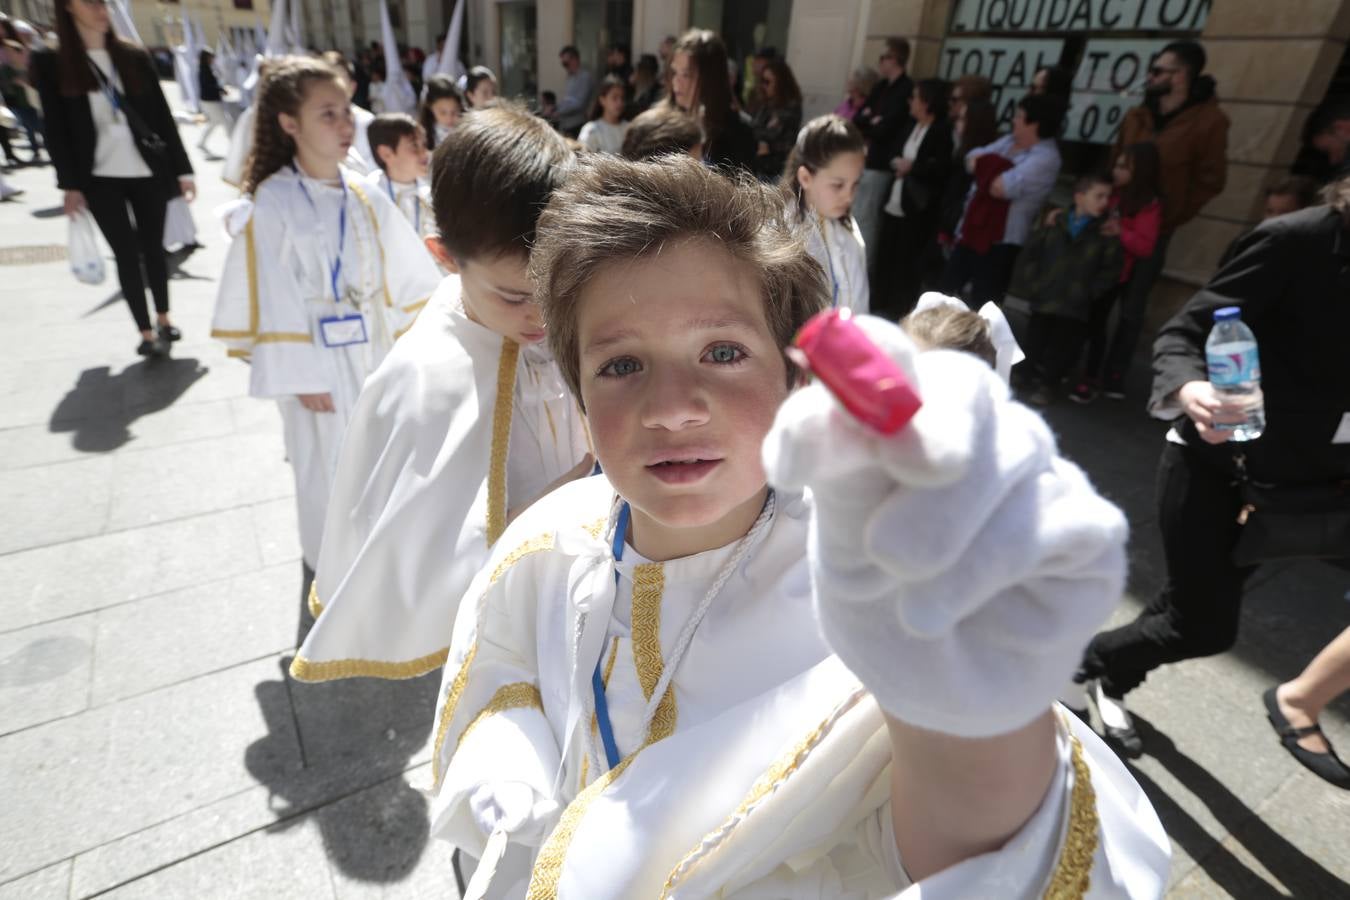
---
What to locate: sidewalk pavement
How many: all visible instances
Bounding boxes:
[1,92,1348,899]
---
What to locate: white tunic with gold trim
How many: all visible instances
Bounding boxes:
[289,277,589,682]
[210,162,441,568]
[428,475,1170,899]
[364,168,437,240]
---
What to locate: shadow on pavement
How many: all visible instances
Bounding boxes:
[29,205,64,219]
[48,357,208,452]
[243,562,441,884]
[1128,713,1350,898]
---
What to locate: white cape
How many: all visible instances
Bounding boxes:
[428,476,1170,899]
[290,278,588,681]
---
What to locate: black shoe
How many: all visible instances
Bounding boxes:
[1092,681,1143,758]
[136,336,171,358]
[1263,687,1350,789]
[158,324,182,342]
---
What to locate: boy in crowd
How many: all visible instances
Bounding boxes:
[621,105,704,161]
[1012,173,1123,406]
[291,105,591,684]
[364,112,436,239]
[429,155,1168,897]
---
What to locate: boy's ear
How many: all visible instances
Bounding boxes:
[375,143,396,167]
[424,236,460,272]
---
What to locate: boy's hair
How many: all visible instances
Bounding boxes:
[782,113,865,222]
[621,106,704,160]
[1267,175,1318,210]
[429,103,574,262]
[532,154,828,402]
[368,113,422,172]
[1073,173,1113,195]
[244,56,345,194]
[901,306,997,369]
[541,90,557,105]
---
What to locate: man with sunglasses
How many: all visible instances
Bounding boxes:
[853,37,914,278]
[1096,40,1228,401]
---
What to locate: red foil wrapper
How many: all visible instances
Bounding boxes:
[793,310,923,435]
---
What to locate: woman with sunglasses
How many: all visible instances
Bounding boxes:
[32,0,194,358]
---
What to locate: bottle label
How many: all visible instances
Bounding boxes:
[1207,344,1261,387]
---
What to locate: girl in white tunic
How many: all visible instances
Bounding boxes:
[289,105,591,684]
[210,56,441,569]
[784,114,870,316]
[429,155,1169,898]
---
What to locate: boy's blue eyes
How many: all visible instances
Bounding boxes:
[596,343,748,378]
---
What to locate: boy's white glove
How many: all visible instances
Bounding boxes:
[762,315,1127,738]
[468,781,558,848]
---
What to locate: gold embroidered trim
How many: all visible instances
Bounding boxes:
[528,563,676,898]
[307,581,324,619]
[456,682,544,753]
[658,693,861,898]
[347,180,394,308]
[226,349,248,359]
[288,646,449,682]
[212,219,262,347]
[402,297,429,314]
[429,531,557,787]
[485,339,520,546]
[582,517,606,540]
[1042,731,1098,900]
[631,563,677,742]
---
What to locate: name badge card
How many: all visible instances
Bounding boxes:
[319,314,368,348]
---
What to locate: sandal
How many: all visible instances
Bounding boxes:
[1262,686,1350,789]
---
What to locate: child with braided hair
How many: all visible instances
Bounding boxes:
[210,56,441,569]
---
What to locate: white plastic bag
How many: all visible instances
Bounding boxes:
[68,209,107,285]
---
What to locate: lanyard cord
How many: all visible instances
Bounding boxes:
[384,172,421,235]
[292,163,348,303]
[590,491,777,772]
[86,57,122,122]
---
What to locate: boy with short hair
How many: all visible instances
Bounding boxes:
[429,154,1169,897]
[621,105,704,161]
[364,112,436,239]
[291,104,591,683]
[1013,173,1123,405]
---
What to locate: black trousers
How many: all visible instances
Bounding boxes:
[1025,312,1089,385]
[875,211,938,320]
[938,242,1021,307]
[84,176,170,333]
[1080,441,1257,696]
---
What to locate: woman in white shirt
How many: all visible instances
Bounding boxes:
[875,78,954,320]
[33,0,195,358]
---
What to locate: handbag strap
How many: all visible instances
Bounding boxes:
[86,56,156,143]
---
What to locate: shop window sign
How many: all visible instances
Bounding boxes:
[943,0,1208,144]
[950,0,1211,33]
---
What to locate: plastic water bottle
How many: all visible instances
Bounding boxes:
[1205,307,1265,441]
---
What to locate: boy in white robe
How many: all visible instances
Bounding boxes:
[428,155,1170,898]
[210,58,442,570]
[363,112,436,241]
[290,105,592,683]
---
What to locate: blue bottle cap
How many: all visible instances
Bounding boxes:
[1213,306,1241,321]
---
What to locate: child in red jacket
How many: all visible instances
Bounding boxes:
[1071,142,1163,403]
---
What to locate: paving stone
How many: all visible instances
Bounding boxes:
[322,765,460,899]
[91,563,301,705]
[105,431,292,531]
[0,859,71,900]
[287,665,441,775]
[229,396,284,435]
[0,614,94,735]
[0,455,113,555]
[95,814,335,900]
[0,506,260,632]
[0,397,235,471]
[0,656,302,882]
[250,497,303,568]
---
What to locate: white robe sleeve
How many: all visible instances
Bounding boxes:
[427,521,564,858]
[352,179,440,336]
[209,185,330,398]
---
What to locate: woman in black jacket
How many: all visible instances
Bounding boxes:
[874,78,953,319]
[749,58,802,181]
[33,0,194,357]
[667,29,756,175]
[1074,180,1350,778]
